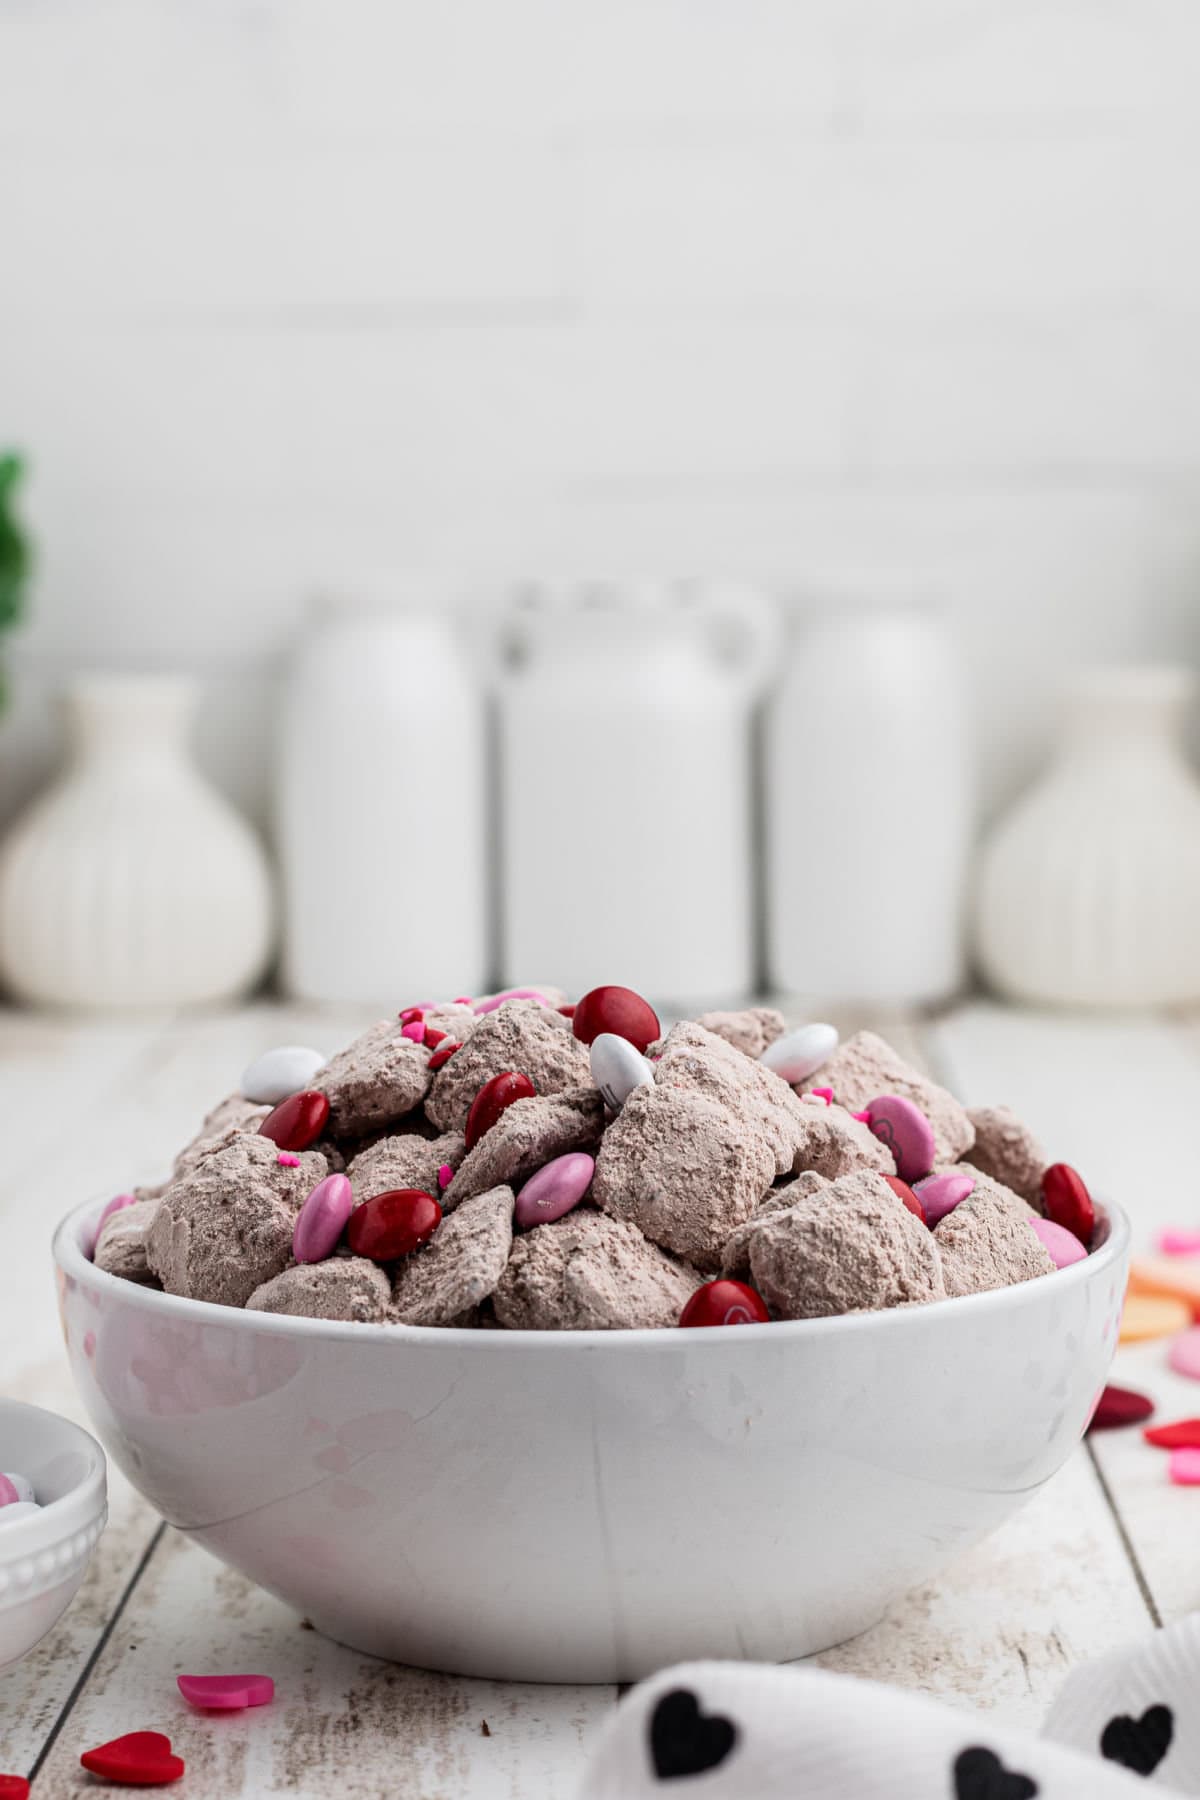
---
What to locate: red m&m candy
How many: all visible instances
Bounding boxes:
[572,986,660,1055]
[465,1071,536,1149]
[258,1090,329,1152]
[1041,1162,1095,1247]
[347,1189,441,1261]
[679,1280,770,1328]
[882,1174,926,1225]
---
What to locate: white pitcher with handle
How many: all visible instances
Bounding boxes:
[495,579,778,1009]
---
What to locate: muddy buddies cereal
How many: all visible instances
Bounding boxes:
[91,985,1100,1330]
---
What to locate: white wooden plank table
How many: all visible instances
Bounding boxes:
[1,999,1197,1796]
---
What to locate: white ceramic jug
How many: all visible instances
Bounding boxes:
[975,665,1200,1009]
[277,595,487,1004]
[495,580,777,1008]
[0,674,274,1010]
[766,604,973,1005]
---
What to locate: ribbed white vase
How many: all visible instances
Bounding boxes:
[0,674,275,1010]
[974,666,1200,1009]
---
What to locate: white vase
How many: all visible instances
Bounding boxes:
[974,666,1200,1009]
[0,675,275,1010]
[765,604,973,1005]
[495,579,778,1008]
[277,597,487,1004]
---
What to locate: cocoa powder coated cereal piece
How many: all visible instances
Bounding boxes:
[347,1130,466,1204]
[443,1087,605,1209]
[695,1007,786,1060]
[721,1171,831,1278]
[748,1169,946,1320]
[653,1022,810,1178]
[792,1099,896,1181]
[492,1209,702,1331]
[965,1105,1047,1206]
[390,1186,514,1327]
[172,1093,270,1180]
[799,1031,975,1165]
[147,1134,328,1308]
[425,1001,591,1133]
[314,1018,433,1137]
[591,1080,776,1272]
[246,1256,391,1323]
[94,1199,160,1282]
[934,1183,1056,1298]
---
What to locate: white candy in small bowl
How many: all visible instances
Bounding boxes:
[0,1400,107,1672]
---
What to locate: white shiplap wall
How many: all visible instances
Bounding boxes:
[2,0,1200,832]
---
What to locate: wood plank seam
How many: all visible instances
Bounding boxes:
[25,1521,167,1782]
[1085,1443,1163,1630]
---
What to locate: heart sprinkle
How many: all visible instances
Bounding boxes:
[0,1777,30,1799]
[1169,1446,1200,1486]
[177,1672,275,1710]
[1167,1326,1200,1381]
[1088,1385,1154,1430]
[80,1730,185,1786]
[1145,1418,1200,1449]
[1158,1228,1200,1256]
[1119,1294,1191,1344]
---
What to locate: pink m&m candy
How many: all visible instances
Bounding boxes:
[913,1171,974,1226]
[1029,1215,1088,1269]
[293,1173,354,1264]
[514,1153,595,1229]
[864,1095,935,1184]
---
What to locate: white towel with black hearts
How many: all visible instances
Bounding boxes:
[579,1612,1200,1797]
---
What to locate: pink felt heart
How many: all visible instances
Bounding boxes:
[176,1673,275,1710]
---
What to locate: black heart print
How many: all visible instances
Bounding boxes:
[954,1746,1039,1800]
[1100,1705,1174,1776]
[649,1688,738,1781]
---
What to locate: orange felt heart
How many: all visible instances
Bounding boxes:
[80,1731,185,1786]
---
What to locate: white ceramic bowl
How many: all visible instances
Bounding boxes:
[0,1399,107,1672]
[54,1195,1129,1683]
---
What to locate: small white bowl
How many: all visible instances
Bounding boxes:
[54,1195,1128,1683]
[0,1399,107,1672]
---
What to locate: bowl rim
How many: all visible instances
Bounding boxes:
[0,1398,107,1560]
[54,1191,1131,1352]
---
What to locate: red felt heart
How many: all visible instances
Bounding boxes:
[80,1731,185,1786]
[0,1775,30,1799]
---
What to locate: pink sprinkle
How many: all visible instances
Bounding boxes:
[401,1020,427,1044]
[1169,1446,1200,1486]
[277,1152,301,1168]
[453,996,473,1006]
[399,1006,425,1024]
[437,1164,453,1192]
[0,1475,18,1507]
[1158,1229,1200,1256]
[852,1109,872,1123]
[810,1087,834,1104]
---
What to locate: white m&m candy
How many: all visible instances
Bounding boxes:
[241,1045,326,1107]
[590,1033,655,1111]
[759,1023,838,1085]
